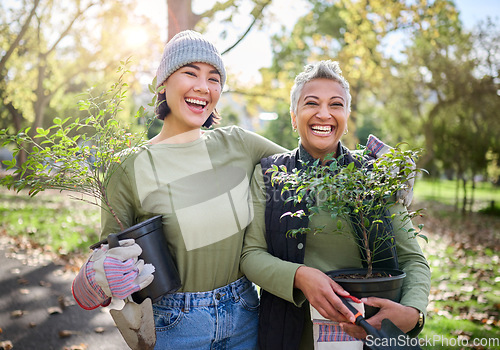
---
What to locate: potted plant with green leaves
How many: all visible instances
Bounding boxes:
[269,145,427,317]
[0,62,180,303]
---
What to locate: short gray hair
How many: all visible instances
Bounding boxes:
[290,60,351,116]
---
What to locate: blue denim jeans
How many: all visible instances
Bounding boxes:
[153,277,259,350]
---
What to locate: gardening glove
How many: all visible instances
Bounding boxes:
[72,239,154,310]
[366,134,415,207]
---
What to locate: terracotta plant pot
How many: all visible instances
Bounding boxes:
[91,215,181,303]
[326,268,406,318]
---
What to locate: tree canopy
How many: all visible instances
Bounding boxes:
[247,0,500,210]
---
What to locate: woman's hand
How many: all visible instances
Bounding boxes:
[340,297,420,339]
[294,266,355,323]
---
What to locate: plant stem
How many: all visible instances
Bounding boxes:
[98,180,124,232]
[359,212,373,278]
[108,204,125,232]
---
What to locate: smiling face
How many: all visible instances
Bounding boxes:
[292,78,349,161]
[160,62,222,137]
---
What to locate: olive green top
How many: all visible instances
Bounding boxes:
[100,125,286,292]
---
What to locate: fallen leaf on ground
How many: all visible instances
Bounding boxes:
[0,340,13,350]
[59,330,80,338]
[58,295,74,309]
[17,278,29,285]
[39,280,52,287]
[63,343,88,350]
[10,310,24,318]
[94,327,105,333]
[48,306,63,315]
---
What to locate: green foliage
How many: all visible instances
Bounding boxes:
[0,62,157,231]
[261,0,500,203]
[269,145,426,276]
[0,0,163,143]
[217,105,241,128]
[258,101,298,151]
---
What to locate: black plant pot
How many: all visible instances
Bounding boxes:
[90,215,181,303]
[326,268,406,318]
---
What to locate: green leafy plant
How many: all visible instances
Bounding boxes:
[0,61,157,232]
[269,146,428,278]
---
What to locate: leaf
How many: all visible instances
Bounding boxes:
[64,344,87,350]
[363,217,370,227]
[11,310,24,318]
[281,210,307,220]
[35,127,49,137]
[58,330,77,338]
[0,340,13,350]
[417,233,428,243]
[47,306,63,315]
[2,158,16,169]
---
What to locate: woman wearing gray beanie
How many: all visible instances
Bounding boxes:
[72,29,286,349]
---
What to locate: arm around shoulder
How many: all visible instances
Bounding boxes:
[239,127,288,161]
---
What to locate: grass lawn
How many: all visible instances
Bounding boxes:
[415,177,500,211]
[413,179,500,349]
[418,215,500,349]
[0,188,101,254]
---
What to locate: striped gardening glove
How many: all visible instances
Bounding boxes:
[366,134,415,207]
[72,239,155,310]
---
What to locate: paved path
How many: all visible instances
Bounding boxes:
[0,235,129,350]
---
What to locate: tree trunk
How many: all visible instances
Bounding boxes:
[419,115,435,171]
[462,177,467,215]
[32,54,50,133]
[167,0,199,39]
[5,101,24,133]
[5,102,27,166]
[470,173,476,213]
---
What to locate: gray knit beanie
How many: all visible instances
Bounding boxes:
[155,30,226,89]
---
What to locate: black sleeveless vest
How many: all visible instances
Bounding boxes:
[257,147,398,350]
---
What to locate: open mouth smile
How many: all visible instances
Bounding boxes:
[311,125,333,136]
[185,98,208,111]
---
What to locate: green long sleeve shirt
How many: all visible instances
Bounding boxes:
[100,126,286,293]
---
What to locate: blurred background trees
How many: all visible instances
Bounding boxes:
[1,0,499,212]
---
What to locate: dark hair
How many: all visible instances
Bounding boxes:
[155,91,221,128]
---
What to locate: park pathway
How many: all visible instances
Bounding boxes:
[0,234,128,350]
